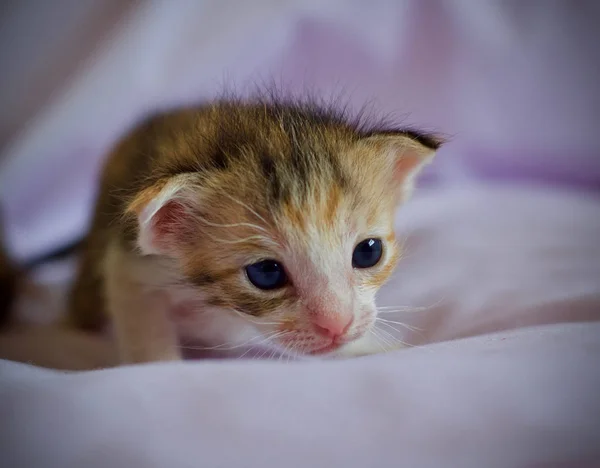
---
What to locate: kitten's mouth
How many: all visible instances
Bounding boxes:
[308,332,363,355]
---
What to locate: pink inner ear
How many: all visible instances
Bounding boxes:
[393,149,432,184]
[146,199,194,254]
[394,154,419,179]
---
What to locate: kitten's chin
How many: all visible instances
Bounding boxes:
[303,330,369,357]
[306,342,344,356]
[268,321,374,358]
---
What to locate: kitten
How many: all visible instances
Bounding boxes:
[67,98,441,364]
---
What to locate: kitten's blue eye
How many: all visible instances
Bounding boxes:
[352,238,383,268]
[245,260,288,290]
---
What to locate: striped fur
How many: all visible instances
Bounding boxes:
[68,98,441,361]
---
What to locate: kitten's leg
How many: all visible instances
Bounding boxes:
[335,332,404,358]
[67,233,109,331]
[104,241,181,364]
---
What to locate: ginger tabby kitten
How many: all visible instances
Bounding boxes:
[67,98,442,364]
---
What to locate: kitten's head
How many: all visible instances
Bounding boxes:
[127,101,441,356]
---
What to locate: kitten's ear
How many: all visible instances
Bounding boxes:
[357,132,442,202]
[126,174,203,257]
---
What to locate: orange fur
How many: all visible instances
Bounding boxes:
[67,98,441,363]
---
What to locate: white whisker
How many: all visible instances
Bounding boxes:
[376,324,405,343]
[376,317,423,333]
[376,298,445,314]
[376,321,423,344]
[256,345,273,360]
[372,327,395,348]
[180,330,282,352]
[375,324,414,349]
[375,307,430,315]
[286,343,296,363]
[221,193,272,227]
[376,326,416,352]
[206,233,279,247]
[245,331,294,360]
[238,346,257,360]
[375,324,432,353]
[197,217,270,234]
[376,321,410,342]
[377,305,427,312]
[368,328,392,352]
[238,333,285,359]
[277,343,290,362]
[377,305,416,310]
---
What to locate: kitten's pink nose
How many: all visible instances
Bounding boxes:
[312,314,353,338]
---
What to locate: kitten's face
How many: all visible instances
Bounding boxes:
[128,102,439,356]
[178,175,400,356]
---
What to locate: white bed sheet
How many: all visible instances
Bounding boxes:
[1,184,599,467]
[2,323,599,468]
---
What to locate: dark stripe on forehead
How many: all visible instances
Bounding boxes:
[289,141,311,186]
[261,151,351,209]
[260,154,291,204]
[259,153,275,179]
[211,125,245,168]
[275,108,317,186]
[323,149,350,191]
[284,113,351,192]
[208,148,230,170]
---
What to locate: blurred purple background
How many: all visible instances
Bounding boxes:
[0,1,598,262]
